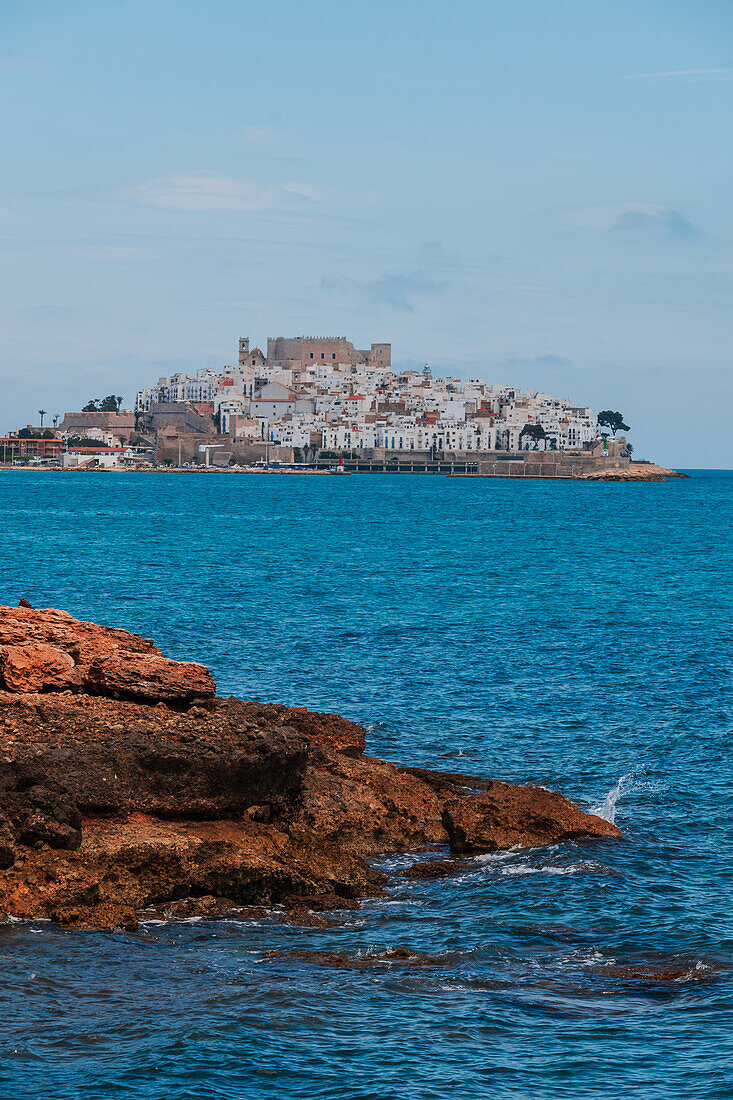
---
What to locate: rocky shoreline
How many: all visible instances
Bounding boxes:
[0,603,620,930]
[582,462,688,481]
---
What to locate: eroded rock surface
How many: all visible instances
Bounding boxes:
[0,602,621,929]
[0,604,214,702]
[442,779,620,853]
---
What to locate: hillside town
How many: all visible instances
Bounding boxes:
[1,334,633,474]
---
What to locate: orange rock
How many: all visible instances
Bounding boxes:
[0,605,216,703]
[84,651,216,702]
[0,642,78,693]
[442,779,621,853]
[0,605,158,664]
[280,706,366,754]
[0,602,626,931]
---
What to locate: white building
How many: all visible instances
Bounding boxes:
[136,369,221,411]
[135,336,602,458]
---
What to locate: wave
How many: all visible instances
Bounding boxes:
[590,765,648,823]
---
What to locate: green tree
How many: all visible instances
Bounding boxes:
[597,410,630,436]
[82,400,99,413]
[65,435,107,449]
[38,409,46,427]
[520,423,546,450]
[99,395,123,413]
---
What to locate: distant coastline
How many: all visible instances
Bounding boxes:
[0,460,687,481]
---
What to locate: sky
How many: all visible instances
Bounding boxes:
[1,0,731,466]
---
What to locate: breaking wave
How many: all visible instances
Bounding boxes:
[590,765,648,824]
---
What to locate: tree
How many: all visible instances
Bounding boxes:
[82,400,99,413]
[99,395,123,413]
[65,435,107,449]
[52,415,59,427]
[520,423,546,450]
[597,410,630,437]
[38,409,46,427]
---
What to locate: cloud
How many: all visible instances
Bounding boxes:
[369,273,444,310]
[120,172,316,213]
[626,67,733,80]
[565,202,700,238]
[321,271,444,311]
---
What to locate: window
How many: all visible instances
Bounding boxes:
[332,353,336,360]
[309,353,313,359]
[321,353,325,359]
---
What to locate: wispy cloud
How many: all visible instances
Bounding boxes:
[120,171,317,213]
[564,202,700,238]
[322,271,444,311]
[626,67,733,80]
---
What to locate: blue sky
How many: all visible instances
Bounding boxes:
[1,0,731,465]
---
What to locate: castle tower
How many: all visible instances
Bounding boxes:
[238,337,250,364]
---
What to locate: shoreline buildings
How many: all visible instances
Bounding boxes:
[135,336,600,460]
[2,335,614,471]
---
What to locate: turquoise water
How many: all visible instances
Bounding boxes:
[1,469,732,1099]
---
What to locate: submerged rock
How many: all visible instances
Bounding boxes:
[263,947,447,968]
[397,858,472,880]
[0,604,623,929]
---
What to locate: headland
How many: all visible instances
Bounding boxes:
[0,332,682,479]
[0,602,620,930]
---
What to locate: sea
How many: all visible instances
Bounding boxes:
[1,469,732,1099]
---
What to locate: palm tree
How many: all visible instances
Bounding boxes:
[52,415,59,427]
[38,409,46,427]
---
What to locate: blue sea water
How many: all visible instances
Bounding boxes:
[1,469,732,1099]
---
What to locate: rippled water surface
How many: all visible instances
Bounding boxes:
[1,469,732,1099]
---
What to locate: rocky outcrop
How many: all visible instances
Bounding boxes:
[582,463,688,482]
[0,604,213,701]
[278,706,366,755]
[84,652,215,702]
[442,779,620,853]
[0,642,78,693]
[0,602,622,929]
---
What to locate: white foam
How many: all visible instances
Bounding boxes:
[500,862,598,877]
[590,765,647,823]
